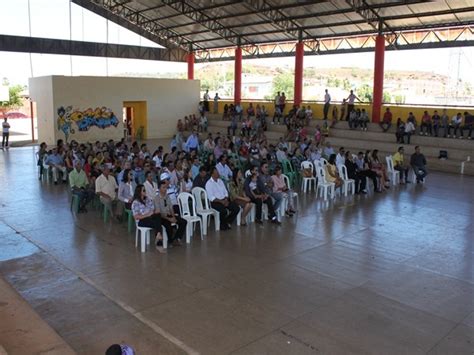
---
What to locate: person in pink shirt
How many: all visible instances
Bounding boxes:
[420,111,432,136]
[271,165,296,216]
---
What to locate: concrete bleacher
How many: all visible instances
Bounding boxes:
[206,114,474,176]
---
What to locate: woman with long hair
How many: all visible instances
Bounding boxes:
[325,154,343,188]
[131,184,165,253]
[118,168,136,210]
[180,169,193,193]
[229,168,254,226]
[371,149,390,191]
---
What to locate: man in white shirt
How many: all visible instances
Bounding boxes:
[205,167,239,230]
[216,155,232,182]
[336,147,345,167]
[345,90,360,120]
[323,142,335,159]
[448,112,463,138]
[203,90,210,112]
[144,171,157,201]
[323,89,331,120]
[405,120,416,144]
[213,93,220,114]
[95,166,121,220]
[2,117,10,149]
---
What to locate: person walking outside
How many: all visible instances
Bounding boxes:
[2,117,10,149]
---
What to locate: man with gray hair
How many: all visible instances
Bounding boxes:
[95,166,121,221]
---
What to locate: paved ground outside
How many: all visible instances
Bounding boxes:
[0,146,473,354]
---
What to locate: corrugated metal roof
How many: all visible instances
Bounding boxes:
[83,0,474,50]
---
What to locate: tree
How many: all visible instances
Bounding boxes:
[383,92,391,103]
[272,71,294,99]
[0,84,25,108]
[394,94,405,104]
[357,84,372,102]
[342,78,351,91]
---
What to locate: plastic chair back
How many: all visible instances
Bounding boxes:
[192,187,211,210]
[177,192,197,218]
[338,164,349,181]
[386,155,394,172]
[281,159,294,173]
[301,161,314,173]
[316,166,327,183]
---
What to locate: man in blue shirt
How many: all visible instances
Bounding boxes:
[44,148,67,184]
[185,131,199,152]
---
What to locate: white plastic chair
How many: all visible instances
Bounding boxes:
[337,165,355,196]
[314,159,324,170]
[135,222,151,253]
[177,192,203,243]
[316,166,335,201]
[320,157,329,166]
[385,155,400,185]
[283,174,299,211]
[236,203,256,226]
[191,187,220,235]
[135,221,169,252]
[300,161,316,193]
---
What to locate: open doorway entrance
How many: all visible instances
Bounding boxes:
[123,101,147,141]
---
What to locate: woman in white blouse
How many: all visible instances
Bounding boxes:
[180,169,193,193]
[118,168,136,210]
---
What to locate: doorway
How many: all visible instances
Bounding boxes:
[123,101,147,140]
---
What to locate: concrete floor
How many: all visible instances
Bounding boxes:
[0,147,473,354]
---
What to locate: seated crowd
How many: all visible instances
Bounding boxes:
[380,108,474,143]
[37,119,429,254]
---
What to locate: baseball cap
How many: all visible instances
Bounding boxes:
[160,172,171,181]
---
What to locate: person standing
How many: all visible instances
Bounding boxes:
[340,99,347,121]
[2,117,10,149]
[410,146,427,183]
[323,89,331,120]
[203,89,210,112]
[213,93,220,114]
[345,90,360,121]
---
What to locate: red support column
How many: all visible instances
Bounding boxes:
[187,52,194,80]
[372,34,385,123]
[294,41,304,106]
[234,47,242,104]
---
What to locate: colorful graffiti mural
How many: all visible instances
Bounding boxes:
[57,106,119,141]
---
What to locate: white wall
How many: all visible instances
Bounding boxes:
[29,76,55,144]
[29,75,200,145]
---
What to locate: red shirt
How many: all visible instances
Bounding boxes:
[383,111,392,123]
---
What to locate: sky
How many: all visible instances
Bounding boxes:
[0,0,472,87]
